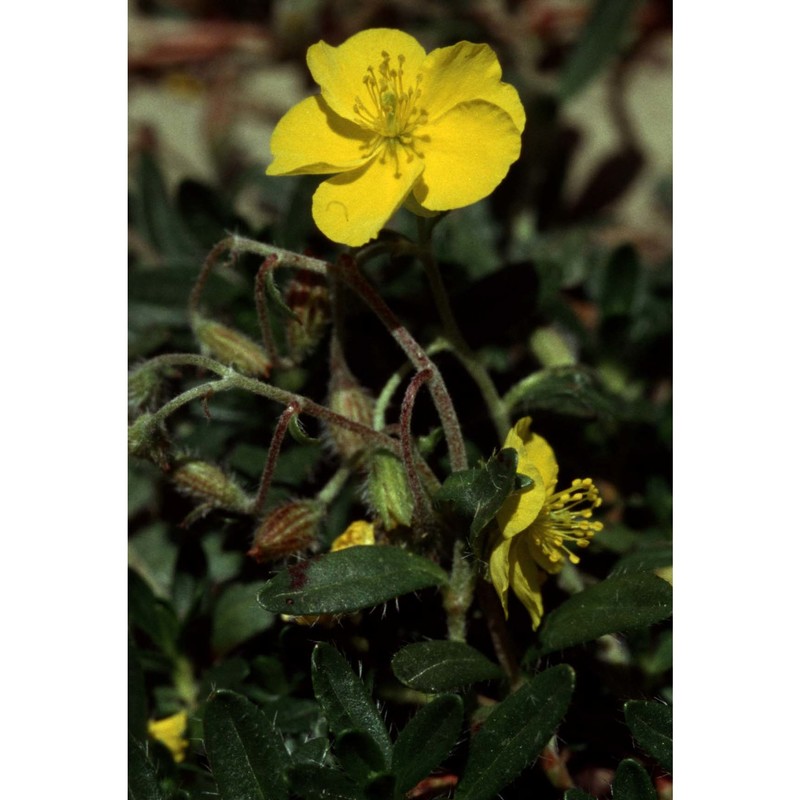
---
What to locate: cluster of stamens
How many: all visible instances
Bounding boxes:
[530,478,603,566]
[352,52,428,177]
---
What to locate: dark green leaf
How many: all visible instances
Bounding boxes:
[612,759,657,800]
[335,730,387,784]
[204,690,289,800]
[257,546,448,615]
[364,774,397,800]
[434,448,519,539]
[392,694,463,794]
[258,697,321,734]
[507,366,615,418]
[311,644,392,763]
[559,0,641,100]
[391,641,503,692]
[609,546,672,576]
[129,639,148,740]
[292,737,329,766]
[455,665,575,800]
[564,791,595,800]
[598,245,641,318]
[538,573,672,654]
[624,700,672,772]
[128,570,179,660]
[212,582,275,657]
[288,764,364,800]
[128,734,165,800]
[135,151,200,259]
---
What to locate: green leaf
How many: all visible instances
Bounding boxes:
[257,546,448,615]
[624,700,672,772]
[212,582,275,657]
[609,546,672,576]
[598,245,641,318]
[564,790,595,800]
[391,641,503,692]
[392,694,464,794]
[311,644,392,763]
[203,690,289,800]
[128,735,165,800]
[455,665,575,800]
[135,151,200,260]
[538,573,672,654]
[612,758,657,800]
[507,366,615,418]
[128,569,179,660]
[559,0,641,100]
[434,448,519,540]
[128,523,178,601]
[129,639,148,740]
[288,764,364,800]
[335,730,387,784]
[292,737,329,766]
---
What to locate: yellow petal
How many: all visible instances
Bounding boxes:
[488,534,513,617]
[496,419,558,539]
[312,148,424,246]
[420,42,526,131]
[148,711,188,763]
[403,191,440,218]
[412,101,521,211]
[331,520,375,551]
[307,29,427,124]
[508,537,546,630]
[266,95,374,176]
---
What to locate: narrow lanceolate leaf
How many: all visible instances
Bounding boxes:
[257,546,448,616]
[311,644,392,764]
[624,700,672,773]
[559,0,641,100]
[455,665,575,800]
[391,641,503,692]
[203,690,289,800]
[392,694,463,794]
[612,759,657,800]
[538,573,672,654]
[128,735,165,800]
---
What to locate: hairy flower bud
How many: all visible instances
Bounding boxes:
[248,499,324,563]
[191,314,271,378]
[128,413,171,470]
[366,449,414,530]
[285,269,330,362]
[172,459,251,514]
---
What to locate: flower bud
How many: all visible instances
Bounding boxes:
[128,413,171,470]
[366,450,414,530]
[191,314,271,378]
[172,459,251,513]
[248,499,324,563]
[285,269,330,362]
[128,364,161,412]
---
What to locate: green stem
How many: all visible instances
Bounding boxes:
[443,541,476,642]
[502,370,549,412]
[316,466,351,506]
[415,218,510,443]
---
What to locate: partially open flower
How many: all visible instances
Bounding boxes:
[489,417,602,629]
[266,28,525,246]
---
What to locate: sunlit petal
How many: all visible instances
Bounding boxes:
[312,151,424,246]
[489,535,513,617]
[412,101,521,211]
[308,29,427,124]
[420,42,526,131]
[266,96,374,175]
[509,538,546,630]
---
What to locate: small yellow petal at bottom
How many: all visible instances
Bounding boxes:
[148,711,189,763]
[312,153,424,246]
[331,520,376,551]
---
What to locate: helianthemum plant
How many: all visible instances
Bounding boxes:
[266,28,526,246]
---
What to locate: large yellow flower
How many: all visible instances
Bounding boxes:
[489,418,603,630]
[266,29,525,246]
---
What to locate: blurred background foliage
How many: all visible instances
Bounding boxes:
[129,1,671,798]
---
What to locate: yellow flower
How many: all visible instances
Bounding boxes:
[489,418,602,630]
[148,711,189,763]
[266,28,525,246]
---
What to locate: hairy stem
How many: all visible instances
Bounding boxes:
[399,368,434,522]
[251,402,299,517]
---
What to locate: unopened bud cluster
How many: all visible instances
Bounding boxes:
[366,449,414,530]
